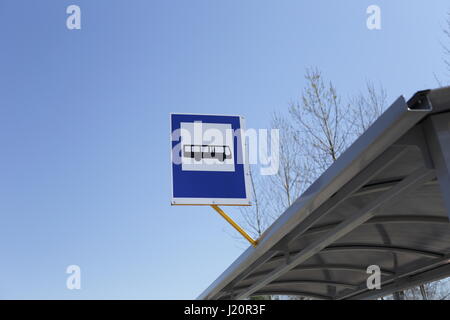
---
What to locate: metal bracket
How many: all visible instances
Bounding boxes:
[211,205,259,247]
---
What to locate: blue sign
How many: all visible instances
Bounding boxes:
[170,113,251,206]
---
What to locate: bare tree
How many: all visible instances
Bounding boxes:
[435,11,450,85]
[443,12,450,79]
[239,167,270,239]
[239,69,386,246]
[392,278,450,300]
[238,114,313,241]
[264,115,311,217]
[349,81,387,135]
[240,69,387,244]
[244,68,353,237]
[289,68,352,174]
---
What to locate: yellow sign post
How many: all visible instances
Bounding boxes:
[211,205,258,247]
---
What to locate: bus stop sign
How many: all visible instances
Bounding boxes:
[170,113,251,206]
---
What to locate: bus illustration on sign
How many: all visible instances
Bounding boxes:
[183,144,232,162]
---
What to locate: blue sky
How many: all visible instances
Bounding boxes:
[0,0,448,299]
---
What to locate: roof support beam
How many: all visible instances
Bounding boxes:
[322,245,442,259]
[337,254,450,299]
[303,215,450,237]
[245,264,395,281]
[268,244,443,265]
[234,167,435,299]
[268,279,358,290]
[279,146,411,247]
[350,179,437,198]
[236,279,358,291]
[293,264,395,276]
[252,291,331,300]
[424,113,450,219]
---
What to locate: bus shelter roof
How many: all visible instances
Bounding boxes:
[198,87,450,300]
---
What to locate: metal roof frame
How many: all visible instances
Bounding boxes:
[198,87,450,300]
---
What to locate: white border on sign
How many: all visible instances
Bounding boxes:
[169,113,252,206]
